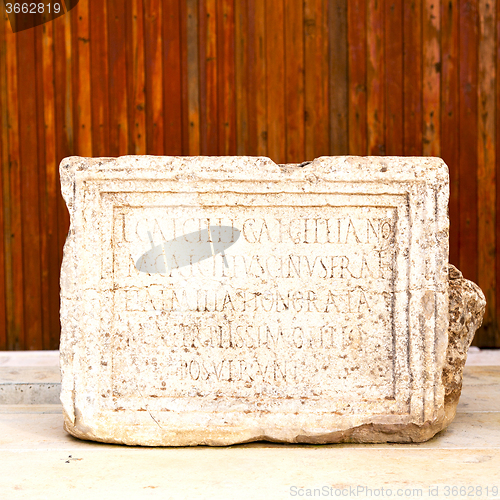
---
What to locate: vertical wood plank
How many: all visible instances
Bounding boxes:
[17,28,43,349]
[304,0,330,159]
[108,0,129,155]
[186,0,200,155]
[0,14,6,349]
[62,11,72,258]
[53,15,71,308]
[5,14,24,349]
[246,0,257,155]
[247,0,267,156]
[180,0,189,155]
[74,0,92,156]
[266,0,286,163]
[285,0,305,162]
[199,0,218,155]
[423,0,441,156]
[163,0,183,155]
[34,22,49,349]
[63,10,74,156]
[128,0,146,154]
[385,0,403,155]
[477,0,497,344]
[496,0,500,346]
[458,0,479,283]
[316,0,330,157]
[367,0,385,155]
[304,0,330,160]
[441,0,460,266]
[144,0,164,154]
[328,0,348,156]
[235,0,249,155]
[217,0,236,156]
[403,0,423,155]
[347,0,367,155]
[90,0,110,156]
[198,0,208,153]
[41,17,60,350]
[0,115,4,348]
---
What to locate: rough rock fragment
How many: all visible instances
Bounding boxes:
[442,264,486,426]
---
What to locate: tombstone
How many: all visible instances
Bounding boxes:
[59,156,485,445]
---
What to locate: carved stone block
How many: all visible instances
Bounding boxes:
[59,156,482,445]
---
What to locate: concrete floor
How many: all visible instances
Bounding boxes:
[0,349,499,499]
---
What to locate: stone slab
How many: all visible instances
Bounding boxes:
[0,350,59,367]
[60,155,450,445]
[0,382,61,405]
[0,367,61,405]
[467,347,500,366]
[0,367,61,383]
[1,448,498,500]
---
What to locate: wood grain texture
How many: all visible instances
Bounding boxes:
[1,0,499,347]
[108,0,129,155]
[247,0,267,156]
[40,18,60,349]
[199,0,218,155]
[17,27,43,349]
[266,0,286,163]
[217,0,236,155]
[5,13,24,349]
[423,0,441,157]
[163,0,182,155]
[34,22,49,349]
[477,0,497,345]
[304,0,329,159]
[441,0,460,267]
[329,0,348,156]
[234,0,249,155]
[285,0,305,162]
[0,114,4,348]
[367,0,385,155]
[384,0,403,155]
[186,0,200,155]
[496,0,500,347]
[56,12,71,278]
[347,0,367,155]
[74,0,92,156]
[90,0,110,156]
[0,13,6,349]
[180,0,189,154]
[126,0,146,154]
[403,0,423,155]
[459,0,479,284]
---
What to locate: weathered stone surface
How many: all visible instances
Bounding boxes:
[442,265,486,426]
[59,155,481,446]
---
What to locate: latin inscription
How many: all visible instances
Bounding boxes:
[110,205,399,401]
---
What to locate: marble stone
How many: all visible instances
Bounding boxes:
[59,155,481,446]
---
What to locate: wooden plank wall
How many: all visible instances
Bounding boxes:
[0,0,499,349]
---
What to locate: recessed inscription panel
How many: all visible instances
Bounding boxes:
[110,202,403,408]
